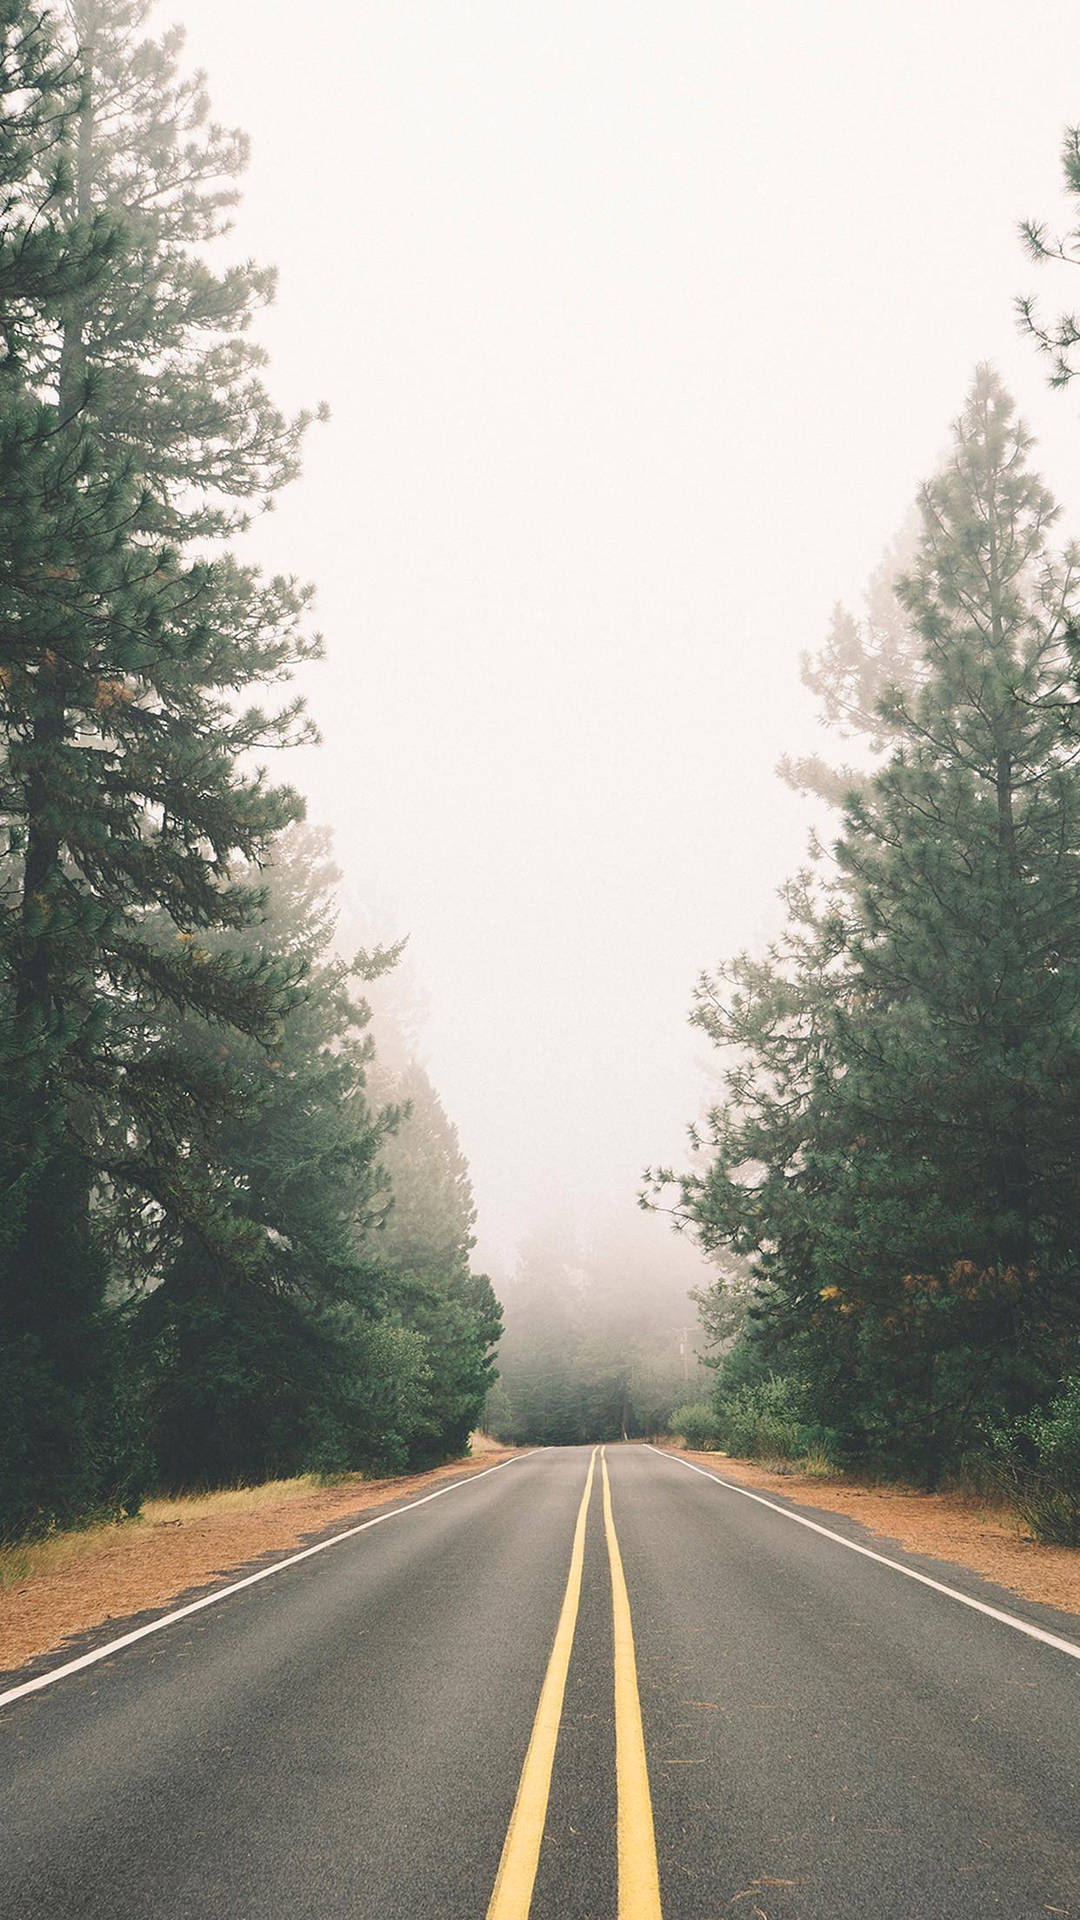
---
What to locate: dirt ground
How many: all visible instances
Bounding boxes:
[672,1446,1080,1620]
[0,1449,519,1676]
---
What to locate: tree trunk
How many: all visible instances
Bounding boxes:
[987,478,1031,1263]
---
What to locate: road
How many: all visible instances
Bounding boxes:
[1,1443,1078,1918]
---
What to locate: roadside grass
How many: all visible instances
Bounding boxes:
[753,1446,839,1480]
[0,1447,520,1674]
[0,1473,357,1593]
[0,1444,506,1595]
[671,1437,840,1481]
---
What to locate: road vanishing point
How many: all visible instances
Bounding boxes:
[2,1443,1078,1918]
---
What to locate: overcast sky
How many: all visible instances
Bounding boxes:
[169,0,1080,1280]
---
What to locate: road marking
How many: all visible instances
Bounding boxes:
[0,1453,536,1714]
[486,1448,598,1920]
[601,1449,664,1920]
[648,1447,1080,1664]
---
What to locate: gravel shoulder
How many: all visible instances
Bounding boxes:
[0,1448,520,1676]
[669,1445,1080,1619]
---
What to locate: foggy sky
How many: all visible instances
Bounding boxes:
[169,0,1080,1280]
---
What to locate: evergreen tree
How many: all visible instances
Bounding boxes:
[0,0,318,1530]
[0,0,118,344]
[777,517,923,807]
[0,0,136,1535]
[130,827,423,1486]
[372,1061,502,1462]
[1019,126,1080,387]
[659,369,1080,1483]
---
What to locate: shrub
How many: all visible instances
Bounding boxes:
[984,1376,1080,1546]
[670,1402,720,1450]
[715,1373,816,1463]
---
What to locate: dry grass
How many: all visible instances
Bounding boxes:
[0,1474,336,1593]
[0,1451,520,1676]
[671,1446,1080,1619]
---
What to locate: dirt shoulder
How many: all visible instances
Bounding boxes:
[665,1445,1080,1620]
[0,1448,521,1677]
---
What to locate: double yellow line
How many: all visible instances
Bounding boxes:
[486,1447,662,1920]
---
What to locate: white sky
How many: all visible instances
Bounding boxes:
[171,0,1080,1280]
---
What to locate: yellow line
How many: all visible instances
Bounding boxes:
[601,1448,663,1920]
[486,1447,598,1920]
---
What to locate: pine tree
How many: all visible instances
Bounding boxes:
[0,0,139,1535]
[0,1,123,356]
[777,516,923,807]
[1019,126,1080,387]
[820,368,1080,1472]
[0,0,319,1530]
[840,369,1080,1274]
[660,369,1080,1482]
[372,1062,502,1461]
[130,827,420,1487]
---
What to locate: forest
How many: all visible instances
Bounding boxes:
[0,0,500,1539]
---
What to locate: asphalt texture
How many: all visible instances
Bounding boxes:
[1,1443,1078,1919]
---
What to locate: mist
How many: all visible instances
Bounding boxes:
[142,0,1080,1320]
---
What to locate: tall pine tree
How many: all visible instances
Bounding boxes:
[0,0,319,1531]
[658,369,1080,1482]
[371,1061,502,1462]
[0,0,138,1533]
[130,827,423,1487]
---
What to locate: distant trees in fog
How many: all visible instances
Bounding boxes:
[487,1222,710,1445]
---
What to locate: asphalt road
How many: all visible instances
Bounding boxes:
[2,1443,1078,1919]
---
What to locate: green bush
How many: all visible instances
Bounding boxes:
[715,1372,816,1463]
[669,1402,720,1449]
[984,1376,1080,1546]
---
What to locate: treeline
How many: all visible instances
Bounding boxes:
[653,141,1080,1533]
[486,1223,711,1445]
[0,0,499,1540]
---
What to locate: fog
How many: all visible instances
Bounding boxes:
[170,0,1080,1286]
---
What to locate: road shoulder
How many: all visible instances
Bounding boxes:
[659,1444,1080,1626]
[0,1450,521,1684]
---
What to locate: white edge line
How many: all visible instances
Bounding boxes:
[0,1451,537,1712]
[646,1444,1080,1664]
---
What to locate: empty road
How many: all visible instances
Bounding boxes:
[1,1444,1078,1918]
